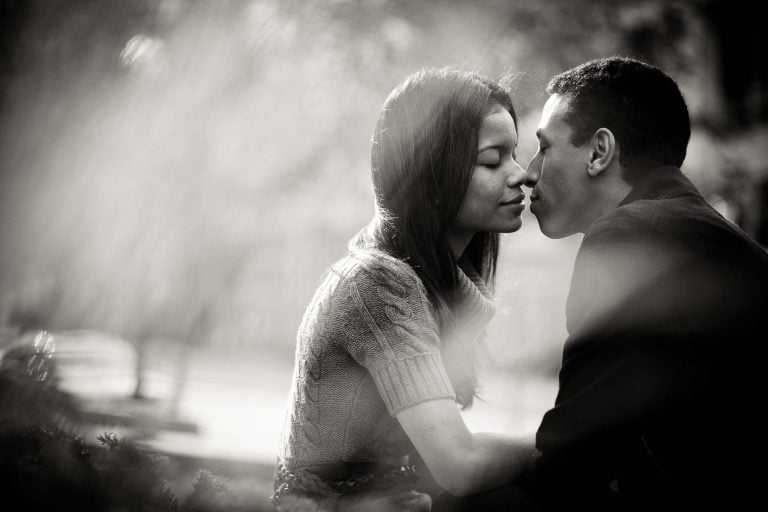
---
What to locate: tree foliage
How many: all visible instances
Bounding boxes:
[0,0,764,358]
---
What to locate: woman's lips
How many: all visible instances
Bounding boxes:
[500,194,525,206]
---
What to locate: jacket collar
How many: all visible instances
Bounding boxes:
[618,165,701,207]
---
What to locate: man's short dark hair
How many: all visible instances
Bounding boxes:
[547,56,690,183]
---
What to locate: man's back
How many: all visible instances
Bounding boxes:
[533,166,767,509]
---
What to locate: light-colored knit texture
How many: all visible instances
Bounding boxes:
[371,353,454,415]
[278,248,494,471]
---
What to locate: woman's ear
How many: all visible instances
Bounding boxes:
[587,128,616,177]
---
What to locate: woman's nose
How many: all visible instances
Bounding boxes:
[506,160,528,186]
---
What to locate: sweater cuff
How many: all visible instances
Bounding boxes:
[372,353,455,416]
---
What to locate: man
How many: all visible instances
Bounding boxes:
[437,57,768,510]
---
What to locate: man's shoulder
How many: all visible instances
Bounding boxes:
[581,192,767,275]
[584,192,727,248]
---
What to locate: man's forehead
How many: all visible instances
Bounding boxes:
[537,94,571,137]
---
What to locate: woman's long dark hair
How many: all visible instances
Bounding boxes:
[367,67,517,407]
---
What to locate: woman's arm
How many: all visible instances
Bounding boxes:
[396,398,535,497]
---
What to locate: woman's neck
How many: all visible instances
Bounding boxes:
[446,230,473,260]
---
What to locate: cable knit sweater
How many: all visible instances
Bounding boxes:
[277,246,495,480]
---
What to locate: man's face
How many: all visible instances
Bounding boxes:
[525,93,592,239]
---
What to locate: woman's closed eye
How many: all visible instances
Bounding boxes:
[477,148,501,167]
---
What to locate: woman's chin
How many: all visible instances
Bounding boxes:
[499,217,523,233]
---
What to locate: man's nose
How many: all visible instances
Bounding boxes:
[524,157,540,187]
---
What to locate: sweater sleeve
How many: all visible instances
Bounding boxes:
[341,256,455,416]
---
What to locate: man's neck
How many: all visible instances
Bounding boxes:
[582,174,633,233]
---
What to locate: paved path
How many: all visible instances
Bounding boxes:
[133,348,557,464]
[60,343,557,464]
[7,338,557,509]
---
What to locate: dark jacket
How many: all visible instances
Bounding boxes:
[531,166,768,510]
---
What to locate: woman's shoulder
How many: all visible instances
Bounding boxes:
[343,247,425,296]
[319,249,431,315]
[316,249,438,346]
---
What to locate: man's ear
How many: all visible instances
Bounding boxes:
[587,128,616,177]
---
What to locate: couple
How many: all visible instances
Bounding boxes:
[273,57,768,511]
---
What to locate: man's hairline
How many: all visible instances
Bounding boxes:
[542,91,591,148]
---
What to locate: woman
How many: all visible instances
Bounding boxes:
[274,68,533,511]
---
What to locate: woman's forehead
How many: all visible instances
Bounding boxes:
[478,108,517,149]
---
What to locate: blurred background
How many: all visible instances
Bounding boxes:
[1,0,766,509]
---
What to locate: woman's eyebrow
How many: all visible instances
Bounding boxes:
[478,136,516,153]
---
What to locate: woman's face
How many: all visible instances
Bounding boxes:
[451,104,527,236]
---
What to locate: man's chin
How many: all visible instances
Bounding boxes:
[535,217,574,240]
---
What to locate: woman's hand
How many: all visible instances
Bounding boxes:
[396,398,535,497]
